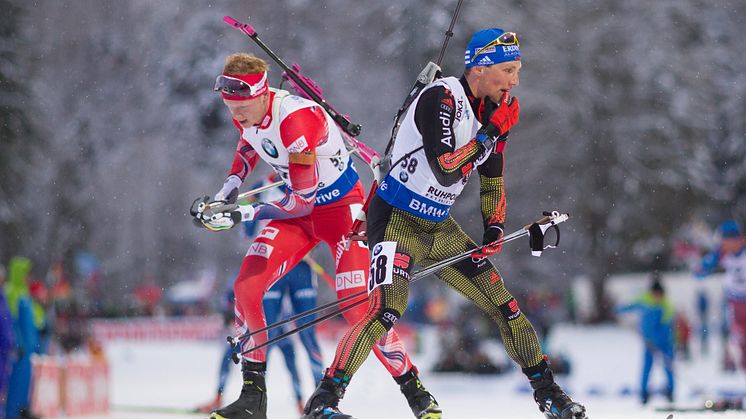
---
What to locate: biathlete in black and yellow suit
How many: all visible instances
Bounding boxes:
[303,28,587,419]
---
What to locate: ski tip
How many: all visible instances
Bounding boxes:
[666,415,673,419]
[223,15,237,25]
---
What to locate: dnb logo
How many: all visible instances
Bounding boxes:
[335,270,366,291]
[261,138,279,158]
[246,242,274,258]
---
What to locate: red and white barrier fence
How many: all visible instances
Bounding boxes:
[30,356,62,418]
[31,355,109,418]
[91,315,224,342]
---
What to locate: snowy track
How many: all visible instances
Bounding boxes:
[100,325,746,419]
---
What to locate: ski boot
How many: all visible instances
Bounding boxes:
[525,360,586,419]
[396,368,442,418]
[302,370,355,419]
[210,361,267,419]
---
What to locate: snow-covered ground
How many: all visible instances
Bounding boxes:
[99,323,746,419]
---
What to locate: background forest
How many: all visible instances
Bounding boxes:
[2,0,745,319]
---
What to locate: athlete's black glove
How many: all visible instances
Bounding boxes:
[472,223,504,259]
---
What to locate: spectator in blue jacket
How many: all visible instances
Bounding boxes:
[4,257,40,419]
[1,265,16,417]
[617,277,675,404]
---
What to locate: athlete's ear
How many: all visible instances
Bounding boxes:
[472,66,487,77]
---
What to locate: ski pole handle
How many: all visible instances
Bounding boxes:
[527,211,569,256]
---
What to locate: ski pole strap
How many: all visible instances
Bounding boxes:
[527,211,569,257]
[224,16,362,137]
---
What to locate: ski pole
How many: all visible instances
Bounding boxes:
[241,212,564,355]
[236,180,283,202]
[242,293,356,355]
[204,180,284,210]
[223,16,361,137]
[234,211,569,348]
[435,0,464,67]
[303,254,335,286]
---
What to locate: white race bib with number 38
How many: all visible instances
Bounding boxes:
[368,241,396,294]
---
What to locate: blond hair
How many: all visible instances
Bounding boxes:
[222,53,269,75]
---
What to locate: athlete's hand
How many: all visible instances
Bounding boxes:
[476,93,519,148]
[471,224,504,259]
[214,175,241,203]
[190,196,254,231]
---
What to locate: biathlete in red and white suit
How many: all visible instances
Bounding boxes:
[190,53,438,419]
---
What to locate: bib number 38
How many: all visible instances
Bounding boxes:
[368,241,396,294]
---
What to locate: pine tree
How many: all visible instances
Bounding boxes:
[0,0,39,262]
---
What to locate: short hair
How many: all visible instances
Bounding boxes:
[222,53,269,75]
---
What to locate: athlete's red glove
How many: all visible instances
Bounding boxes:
[476,93,520,146]
[471,224,504,259]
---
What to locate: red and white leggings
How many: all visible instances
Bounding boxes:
[233,185,413,377]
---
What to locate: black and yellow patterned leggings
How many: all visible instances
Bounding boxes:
[328,195,545,376]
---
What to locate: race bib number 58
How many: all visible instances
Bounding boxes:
[368,241,396,294]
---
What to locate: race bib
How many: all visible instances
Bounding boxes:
[368,241,396,294]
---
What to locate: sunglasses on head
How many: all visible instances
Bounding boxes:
[471,32,519,63]
[214,72,267,98]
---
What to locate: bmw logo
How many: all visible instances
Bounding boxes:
[373,244,382,255]
[399,172,409,182]
[261,138,279,158]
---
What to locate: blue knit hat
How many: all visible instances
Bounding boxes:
[464,28,521,68]
[720,220,742,238]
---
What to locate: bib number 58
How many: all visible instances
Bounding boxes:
[368,241,396,294]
